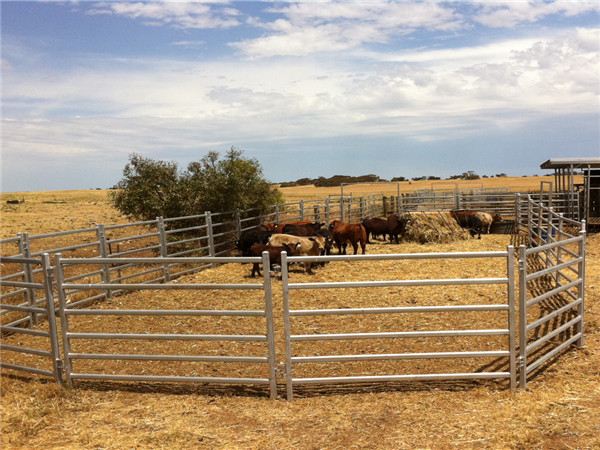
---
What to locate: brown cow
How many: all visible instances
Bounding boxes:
[362,215,409,244]
[328,219,367,255]
[248,242,300,277]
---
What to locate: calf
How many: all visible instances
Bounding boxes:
[248,242,299,277]
[268,234,325,274]
[236,228,273,256]
[314,228,334,256]
[328,220,367,255]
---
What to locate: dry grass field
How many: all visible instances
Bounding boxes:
[1,179,599,449]
[0,175,574,239]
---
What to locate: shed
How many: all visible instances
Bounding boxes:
[540,157,600,225]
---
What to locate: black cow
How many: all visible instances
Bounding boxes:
[281,221,324,236]
[236,228,273,256]
[387,214,409,244]
[450,211,482,239]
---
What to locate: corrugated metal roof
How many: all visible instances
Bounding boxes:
[540,157,600,169]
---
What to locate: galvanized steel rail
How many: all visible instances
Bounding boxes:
[280,249,517,400]
[0,254,62,382]
[54,253,279,399]
[517,192,586,389]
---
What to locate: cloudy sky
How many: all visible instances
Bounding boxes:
[2,1,599,192]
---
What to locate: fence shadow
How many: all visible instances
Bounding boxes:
[288,378,509,399]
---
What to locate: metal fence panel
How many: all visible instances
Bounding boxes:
[54,253,279,398]
[517,195,586,389]
[0,254,62,382]
[280,250,517,400]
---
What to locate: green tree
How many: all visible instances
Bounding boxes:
[185,147,283,214]
[110,148,283,222]
[110,153,186,221]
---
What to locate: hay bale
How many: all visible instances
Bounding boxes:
[402,211,470,244]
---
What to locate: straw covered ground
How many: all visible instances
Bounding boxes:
[2,230,600,449]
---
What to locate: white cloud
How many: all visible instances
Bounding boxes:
[3,25,598,158]
[474,2,600,28]
[88,2,241,29]
[171,40,205,47]
[234,2,463,58]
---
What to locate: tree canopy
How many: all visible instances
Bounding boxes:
[110,147,283,222]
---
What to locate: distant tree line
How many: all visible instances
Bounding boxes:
[279,172,509,187]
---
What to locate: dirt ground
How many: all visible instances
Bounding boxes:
[2,230,599,449]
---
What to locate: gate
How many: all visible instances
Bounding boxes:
[0,254,62,382]
[280,250,517,400]
[517,196,586,388]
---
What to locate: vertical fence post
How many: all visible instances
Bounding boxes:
[206,211,216,266]
[507,245,517,391]
[360,196,366,220]
[527,197,533,247]
[275,204,280,224]
[41,253,63,384]
[326,197,331,225]
[515,194,521,233]
[300,200,305,221]
[518,245,528,389]
[18,232,38,325]
[156,216,171,282]
[96,224,112,299]
[54,254,73,385]
[262,251,277,399]
[556,214,564,285]
[577,226,586,347]
[235,209,242,237]
[281,251,294,401]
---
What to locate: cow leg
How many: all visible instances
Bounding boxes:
[305,262,314,275]
[251,263,261,277]
[351,242,359,255]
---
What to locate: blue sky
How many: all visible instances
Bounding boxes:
[2,1,599,192]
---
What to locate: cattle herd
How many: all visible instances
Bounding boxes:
[236,211,503,277]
